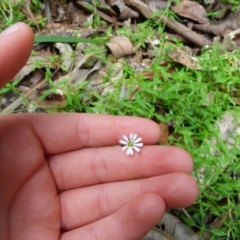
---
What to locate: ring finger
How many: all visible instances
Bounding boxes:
[59,173,198,231]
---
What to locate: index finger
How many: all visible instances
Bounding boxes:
[0,22,34,88]
[28,113,161,154]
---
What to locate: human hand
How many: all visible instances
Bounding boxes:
[0,23,198,240]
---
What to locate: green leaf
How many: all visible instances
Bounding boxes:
[210,228,227,236]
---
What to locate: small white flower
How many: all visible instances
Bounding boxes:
[119,133,143,155]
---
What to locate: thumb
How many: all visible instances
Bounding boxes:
[0,22,34,88]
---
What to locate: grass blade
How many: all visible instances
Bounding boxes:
[34,35,105,44]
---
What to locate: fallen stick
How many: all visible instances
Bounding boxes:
[125,0,212,47]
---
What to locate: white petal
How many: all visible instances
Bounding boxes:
[127,147,133,155]
[126,148,131,155]
[135,143,143,147]
[129,133,134,140]
[123,135,129,142]
[133,146,140,152]
[119,140,128,145]
[134,137,142,143]
[122,145,128,151]
[132,133,138,141]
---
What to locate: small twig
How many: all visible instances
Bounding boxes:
[23,0,40,31]
[44,0,52,23]
[1,80,47,114]
[74,1,124,26]
[181,208,192,220]
[128,87,139,100]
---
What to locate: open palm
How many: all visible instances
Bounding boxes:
[0,23,198,240]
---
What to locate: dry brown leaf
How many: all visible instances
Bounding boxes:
[233,98,240,105]
[74,0,124,26]
[233,35,240,48]
[54,43,74,71]
[106,36,133,58]
[209,1,230,20]
[101,59,124,96]
[106,0,139,20]
[13,54,56,81]
[144,0,168,10]
[220,9,240,31]
[222,35,236,51]
[171,0,209,24]
[72,59,104,84]
[158,213,198,240]
[167,47,202,70]
[159,123,169,144]
[36,98,66,109]
[213,27,240,51]
[67,2,91,27]
[37,23,98,38]
[193,23,225,36]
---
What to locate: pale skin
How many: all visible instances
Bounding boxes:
[0,23,198,240]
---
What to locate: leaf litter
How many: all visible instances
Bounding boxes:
[1,0,240,239]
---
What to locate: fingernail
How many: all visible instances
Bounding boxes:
[1,22,22,36]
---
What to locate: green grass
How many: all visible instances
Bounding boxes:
[1,1,240,239]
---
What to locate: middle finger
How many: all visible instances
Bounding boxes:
[48,146,193,190]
